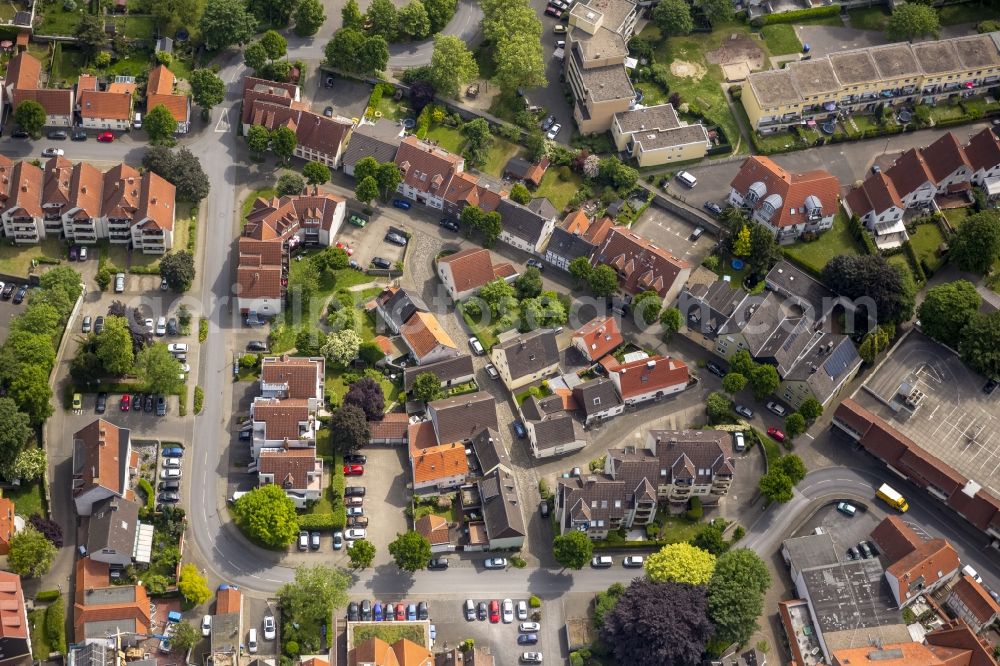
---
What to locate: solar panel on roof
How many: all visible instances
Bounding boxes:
[824,342,856,378]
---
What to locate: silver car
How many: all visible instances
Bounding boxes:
[545,123,561,140]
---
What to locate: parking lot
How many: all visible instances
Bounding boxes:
[795,501,885,563]
[353,446,411,559]
[0,283,30,342]
[335,210,410,270]
[303,75,372,122]
[631,204,717,265]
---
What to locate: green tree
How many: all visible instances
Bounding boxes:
[0,398,32,476]
[553,531,594,570]
[749,223,779,271]
[398,0,431,38]
[8,366,52,424]
[234,485,300,548]
[341,0,363,28]
[259,30,287,60]
[951,213,1000,274]
[247,0,295,26]
[707,549,771,645]
[7,525,56,577]
[2,447,47,482]
[170,622,200,652]
[189,69,226,117]
[478,278,516,316]
[348,539,376,568]
[411,372,443,402]
[798,398,823,422]
[388,531,432,572]
[178,563,212,605]
[699,0,734,25]
[886,2,939,40]
[569,257,592,287]
[13,101,46,139]
[353,156,379,183]
[200,0,257,49]
[728,349,756,377]
[918,280,981,343]
[136,343,184,395]
[859,325,892,364]
[95,316,135,376]
[759,469,794,503]
[494,32,546,91]
[660,307,682,340]
[429,34,479,98]
[653,0,693,35]
[587,265,619,297]
[509,183,531,205]
[645,542,716,585]
[462,118,494,168]
[303,161,331,185]
[271,125,297,163]
[525,130,547,162]
[424,0,457,31]
[514,266,543,299]
[359,35,391,76]
[279,565,351,647]
[160,251,195,292]
[721,372,747,395]
[776,454,806,484]
[732,226,751,257]
[355,176,379,205]
[244,41,268,72]
[145,104,178,144]
[960,311,1000,379]
[294,0,326,36]
[691,519,728,555]
[598,157,638,191]
[276,172,305,196]
[75,14,107,61]
[322,329,362,366]
[632,290,662,327]
[784,413,806,439]
[749,364,780,400]
[706,391,732,424]
[329,405,369,453]
[367,0,399,40]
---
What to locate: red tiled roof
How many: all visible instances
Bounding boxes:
[414,514,449,545]
[249,100,351,159]
[729,156,840,228]
[562,209,590,234]
[572,316,623,361]
[0,498,14,555]
[5,52,40,90]
[886,538,960,603]
[412,441,468,485]
[253,399,311,440]
[950,574,1000,624]
[240,76,300,125]
[395,135,464,196]
[73,557,150,642]
[237,264,283,301]
[885,148,935,198]
[594,227,690,297]
[407,420,438,452]
[136,171,175,231]
[258,447,320,489]
[921,132,971,184]
[611,355,688,399]
[3,161,43,219]
[0,571,27,640]
[12,88,73,118]
[217,587,242,615]
[925,619,998,666]
[261,356,323,400]
[78,74,133,121]
[73,419,127,497]
[870,515,925,563]
[964,128,1000,174]
[439,248,499,294]
[369,412,408,441]
[101,163,142,221]
[492,262,517,279]
[400,311,456,360]
[847,172,903,217]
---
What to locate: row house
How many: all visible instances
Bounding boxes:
[436,247,517,302]
[441,170,504,220]
[742,33,1000,132]
[592,226,692,306]
[4,53,73,128]
[0,572,31,666]
[85,497,143,567]
[411,441,469,492]
[374,286,428,335]
[495,198,558,254]
[544,210,613,271]
[341,119,402,176]
[394,136,465,210]
[727,156,840,243]
[556,429,735,538]
[846,128,1000,248]
[147,65,191,133]
[572,377,624,426]
[402,355,475,394]
[77,74,134,130]
[946,575,1000,634]
[73,558,151,644]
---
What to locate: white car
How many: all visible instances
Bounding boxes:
[519,622,541,633]
[502,599,514,623]
[469,336,485,355]
[263,615,275,641]
[733,431,746,452]
[347,506,364,517]
[521,652,543,664]
[160,468,181,479]
[346,528,367,540]
[162,458,181,469]
[168,343,188,354]
[516,600,528,621]
[155,317,166,336]
[201,615,212,636]
[546,124,561,140]
[346,496,364,506]
[41,148,64,157]
[145,318,154,333]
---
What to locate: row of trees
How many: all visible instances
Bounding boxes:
[344,0,457,42]
[652,0,733,35]
[480,0,546,93]
[247,125,298,163]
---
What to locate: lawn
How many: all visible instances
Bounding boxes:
[0,239,64,276]
[5,481,44,517]
[352,624,426,647]
[39,4,88,35]
[325,369,397,409]
[848,7,890,30]
[760,24,801,55]
[242,188,277,222]
[887,252,915,283]
[928,103,969,123]
[462,310,499,351]
[106,50,154,77]
[29,609,52,660]
[909,223,947,272]
[633,81,670,106]
[50,44,84,87]
[943,207,972,227]
[167,56,194,82]
[375,94,411,122]
[424,124,465,153]
[117,15,157,41]
[413,498,457,523]
[938,2,983,25]
[0,2,15,21]
[102,241,161,271]
[481,138,522,178]
[782,211,860,273]
[533,168,584,212]
[647,514,707,544]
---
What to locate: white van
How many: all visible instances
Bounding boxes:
[134,112,142,129]
[247,629,258,653]
[962,564,983,583]
[675,171,697,188]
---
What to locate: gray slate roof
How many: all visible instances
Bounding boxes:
[87,497,140,557]
[522,394,584,451]
[377,287,428,332]
[403,354,475,391]
[572,377,623,418]
[494,329,560,381]
[545,227,596,265]
[498,199,551,246]
[527,197,558,221]
[428,391,498,443]
[479,468,526,540]
[342,120,402,170]
[785,332,862,404]
[471,428,510,475]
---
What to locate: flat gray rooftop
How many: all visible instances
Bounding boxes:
[572,28,629,63]
[574,0,635,34]
[82,586,137,605]
[800,558,901,635]
[830,51,879,86]
[789,59,841,96]
[577,62,634,102]
[783,532,839,572]
[912,40,961,75]
[870,44,921,80]
[954,34,1000,69]
[854,330,1000,499]
[749,69,800,107]
[615,104,679,133]
[635,124,709,151]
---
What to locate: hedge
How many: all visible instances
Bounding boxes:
[299,513,338,531]
[751,4,838,25]
[847,212,877,255]
[44,597,66,655]
[902,240,926,283]
[35,590,60,603]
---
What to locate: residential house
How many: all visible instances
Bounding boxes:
[374,286,428,335]
[504,156,550,187]
[73,558,151,643]
[85,497,140,567]
[411,441,468,492]
[0,498,17,556]
[441,170,505,220]
[471,428,511,476]
[965,127,1000,184]
[403,355,475,393]
[0,160,43,244]
[924,619,999,665]
[496,198,558,254]
[76,74,134,130]
[572,377,624,426]
[369,413,409,445]
[427,391,498,444]
[415,514,451,552]
[211,586,243,659]
[246,101,354,168]
[572,316,623,363]
[146,64,190,133]
[543,210,612,271]
[521,394,586,458]
[72,419,133,516]
[342,119,402,177]
[347,637,433,666]
[394,135,465,210]
[436,247,517,301]
[257,447,323,509]
[0,573,30,666]
[248,398,316,459]
[4,52,74,127]
[564,0,640,134]
[239,76,302,134]
[400,311,459,365]
[237,190,346,316]
[557,429,735,538]
[593,226,691,304]
[260,355,325,411]
[489,329,561,391]
[611,104,710,167]
[845,173,908,249]
[478,468,526,549]
[727,156,840,242]
[607,354,689,406]
[129,170,176,254]
[946,575,1000,634]
[870,515,960,608]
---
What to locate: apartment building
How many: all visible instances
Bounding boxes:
[592,226,691,305]
[257,447,324,508]
[611,104,711,167]
[741,33,1000,132]
[564,0,639,134]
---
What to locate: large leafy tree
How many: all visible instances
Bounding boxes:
[705,391,731,424]
[246,125,271,156]
[599,579,714,666]
[398,0,431,39]
[276,172,305,196]
[7,525,56,577]
[189,69,226,117]
[653,0,693,36]
[515,266,543,300]
[354,176,379,206]
[429,35,479,98]
[324,29,388,76]
[376,162,402,199]
[75,14,107,61]
[136,343,184,395]
[661,306,681,339]
[759,469,794,503]
[279,565,351,652]
[886,2,939,40]
[303,161,331,185]
[949,211,1000,274]
[160,251,195,292]
[149,0,204,32]
[234,485,300,548]
[259,30,288,60]
[142,146,210,202]
[749,363,780,400]
[388,531,432,572]
[707,549,770,645]
[322,329,362,367]
[960,311,1000,379]
[348,539,376,568]
[4,447,46,482]
[344,377,385,420]
[341,0,363,28]
[367,0,399,40]
[170,622,200,652]
[271,125,297,163]
[0,398,32,479]
[721,372,747,395]
[587,265,619,298]
[248,0,296,26]
[95,315,135,376]
[645,542,716,585]
[821,254,914,325]
[700,0,734,25]
[553,531,594,570]
[13,101,45,139]
[294,0,326,36]
[424,0,457,32]
[9,365,52,423]
[244,42,269,72]
[411,373,443,402]
[918,280,981,343]
[178,563,212,605]
[329,405,369,453]
[494,32,546,91]
[200,0,258,50]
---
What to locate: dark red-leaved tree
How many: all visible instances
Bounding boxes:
[344,377,385,421]
[29,514,63,547]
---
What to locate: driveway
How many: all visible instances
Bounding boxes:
[301,75,372,120]
[631,204,716,265]
[525,0,575,144]
[354,446,410,561]
[794,25,887,58]
[335,209,409,269]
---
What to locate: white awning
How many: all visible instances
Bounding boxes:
[133,523,154,564]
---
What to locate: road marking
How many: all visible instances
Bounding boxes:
[215,109,231,133]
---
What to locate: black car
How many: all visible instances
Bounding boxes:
[706,361,726,378]
[439,218,460,232]
[158,492,180,504]
[159,480,180,491]
[540,115,556,131]
[144,394,154,413]
[476,602,488,621]
[371,257,391,269]
[133,393,143,410]
[12,285,27,304]
[344,454,367,465]
[347,602,360,621]
[985,378,998,395]
[71,130,88,141]
[47,131,68,140]
[428,557,449,570]
[95,392,108,413]
[94,316,105,334]
[846,546,858,560]
[156,395,166,416]
[517,634,538,646]
[0,283,14,299]
[345,486,366,497]
[166,318,178,335]
[360,599,372,621]
[417,601,428,620]
[247,340,269,352]
[10,129,29,139]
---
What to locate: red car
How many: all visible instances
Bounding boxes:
[489,600,500,623]
[395,604,406,621]
[335,242,354,256]
[544,5,562,17]
[767,427,786,442]
[120,394,131,411]
[97,132,114,143]
[344,464,364,476]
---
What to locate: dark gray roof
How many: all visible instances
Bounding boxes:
[377,287,428,332]
[504,157,534,180]
[82,618,138,639]
[610,429,733,489]
[87,497,140,557]
[403,354,475,391]
[572,377,623,418]
[545,227,596,266]
[757,316,813,376]
[783,532,840,572]
[495,329,560,381]
[765,261,839,322]
[471,428,510,475]
[786,333,862,404]
[522,395,584,451]
[558,475,628,530]
[342,120,402,170]
[211,612,241,654]
[498,199,551,246]
[479,468,526,540]
[428,391,498,443]
[527,197,558,221]
[679,281,749,339]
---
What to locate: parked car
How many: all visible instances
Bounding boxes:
[553,23,566,34]
[0,283,14,299]
[591,556,613,568]
[734,404,754,419]
[79,246,87,260]
[526,258,545,271]
[861,540,878,556]
[501,599,514,623]
[520,653,543,664]
[156,395,166,416]
[544,5,562,17]
[518,634,538,645]
[373,603,383,622]
[346,528,367,540]
[348,603,359,621]
[539,501,549,518]
[540,115,556,131]
[371,256,392,269]
[767,426,786,442]
[297,531,309,551]
[392,199,412,210]
[439,218,460,232]
[47,131,68,140]
[323,106,334,117]
[69,246,78,261]
[345,496,364,507]
[428,557,449,570]
[94,316,105,334]
[384,231,408,246]
[384,603,395,621]
[345,486,366,497]
[167,318,178,335]
[71,130,88,141]
[144,394,154,413]
[418,601,429,620]
[72,393,83,410]
[984,378,999,394]
[81,315,92,333]
[858,541,873,559]
[344,453,367,465]
[513,421,527,439]
[310,532,320,550]
[333,531,344,550]
[120,394,131,411]
[12,285,27,304]
[346,506,364,517]
[10,129,29,138]
[360,600,372,621]
[837,502,857,517]
[545,123,562,140]
[114,272,125,293]
[485,364,500,380]
[395,604,406,621]
[477,602,488,621]
[343,464,364,476]
[488,600,500,623]
[160,276,169,290]
[766,401,787,417]
[96,392,108,413]
[159,468,181,479]
[622,555,645,568]
[706,361,726,378]
[158,492,179,504]
[703,201,722,216]
[202,615,212,636]
[168,343,188,354]
[160,480,180,492]
[519,622,541,633]
[247,340,269,352]
[734,431,746,452]
[464,600,476,621]
[516,600,528,621]
[484,557,507,569]
[469,336,486,355]
[155,317,167,336]
[97,132,115,143]
[407,604,417,621]
[263,615,275,640]
[347,516,369,528]
[161,457,181,469]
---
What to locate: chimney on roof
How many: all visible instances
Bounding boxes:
[20,181,27,192]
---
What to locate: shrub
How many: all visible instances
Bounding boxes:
[731,525,746,542]
[36,589,61,603]
[686,496,703,521]
[529,595,541,608]
[978,19,1000,33]
[558,166,573,181]
[510,556,527,568]
[538,478,551,499]
[194,386,204,414]
[750,5,838,25]
[45,596,67,654]
[298,513,339,531]
[199,318,208,342]
[137,478,155,511]
[29,516,64,548]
